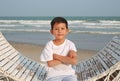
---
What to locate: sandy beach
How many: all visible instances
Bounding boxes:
[10,41,98,63]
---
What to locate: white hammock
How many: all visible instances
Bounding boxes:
[0,32,120,81]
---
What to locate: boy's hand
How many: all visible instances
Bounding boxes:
[68,50,77,58]
[47,54,62,67]
[53,54,61,60]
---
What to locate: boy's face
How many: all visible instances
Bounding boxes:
[50,23,69,40]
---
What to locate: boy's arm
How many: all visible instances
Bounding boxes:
[53,50,77,65]
[47,59,62,67]
[47,50,77,67]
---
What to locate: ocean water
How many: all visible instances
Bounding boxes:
[0,16,120,50]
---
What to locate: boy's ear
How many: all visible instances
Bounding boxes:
[67,29,70,33]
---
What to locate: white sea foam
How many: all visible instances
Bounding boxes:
[0,19,120,35]
[0,28,49,32]
[0,24,19,27]
[0,20,50,25]
[72,30,120,34]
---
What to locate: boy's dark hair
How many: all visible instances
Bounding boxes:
[50,17,68,30]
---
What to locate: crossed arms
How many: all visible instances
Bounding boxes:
[47,50,77,67]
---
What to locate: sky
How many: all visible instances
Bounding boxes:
[0,0,120,16]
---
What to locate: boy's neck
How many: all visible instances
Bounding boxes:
[53,39,65,46]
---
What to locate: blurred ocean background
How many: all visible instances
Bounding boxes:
[0,16,120,51]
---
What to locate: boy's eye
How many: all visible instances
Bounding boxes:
[53,27,66,30]
[61,28,65,30]
[54,28,58,30]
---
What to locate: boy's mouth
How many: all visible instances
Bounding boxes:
[58,34,64,36]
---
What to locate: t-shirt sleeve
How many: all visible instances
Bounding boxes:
[70,41,77,52]
[40,42,53,62]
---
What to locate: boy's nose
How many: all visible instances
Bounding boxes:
[58,29,61,32]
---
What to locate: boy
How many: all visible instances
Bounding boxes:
[41,17,77,81]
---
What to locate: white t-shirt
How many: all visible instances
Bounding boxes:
[40,39,77,79]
